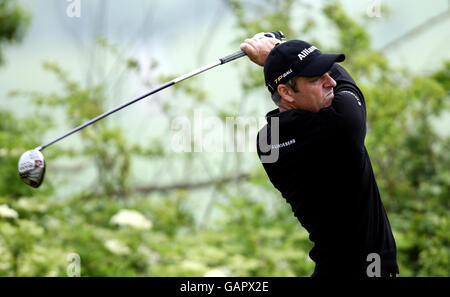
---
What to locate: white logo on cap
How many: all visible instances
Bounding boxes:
[298,46,318,61]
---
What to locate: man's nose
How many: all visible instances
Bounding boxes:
[323,73,336,88]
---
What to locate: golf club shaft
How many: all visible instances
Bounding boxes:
[35,31,285,151]
[34,53,244,151]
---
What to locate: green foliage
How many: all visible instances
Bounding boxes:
[432,61,450,91]
[0,0,30,65]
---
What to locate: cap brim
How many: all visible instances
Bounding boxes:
[298,53,345,77]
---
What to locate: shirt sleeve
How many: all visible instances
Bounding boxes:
[320,65,367,146]
[333,89,366,143]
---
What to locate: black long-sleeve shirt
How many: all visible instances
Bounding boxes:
[256,64,399,277]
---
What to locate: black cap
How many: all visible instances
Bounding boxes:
[264,40,345,93]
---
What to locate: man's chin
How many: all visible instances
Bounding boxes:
[323,93,334,106]
[326,90,334,99]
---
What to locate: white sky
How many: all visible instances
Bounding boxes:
[2,0,449,99]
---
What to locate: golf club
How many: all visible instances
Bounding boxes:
[18,31,285,188]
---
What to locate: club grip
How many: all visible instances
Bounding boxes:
[220,50,247,64]
[219,31,285,64]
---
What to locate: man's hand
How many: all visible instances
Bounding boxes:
[240,32,282,66]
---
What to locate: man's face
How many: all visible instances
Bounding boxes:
[291,71,337,112]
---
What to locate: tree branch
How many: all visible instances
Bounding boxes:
[134,173,250,194]
[382,7,450,51]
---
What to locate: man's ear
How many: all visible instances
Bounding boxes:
[277,84,295,103]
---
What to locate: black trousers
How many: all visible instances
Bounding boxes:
[311,264,397,278]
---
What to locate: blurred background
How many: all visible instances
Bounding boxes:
[0,0,448,276]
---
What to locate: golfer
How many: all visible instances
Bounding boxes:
[240,35,399,278]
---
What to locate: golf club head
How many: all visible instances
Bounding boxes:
[18,149,46,188]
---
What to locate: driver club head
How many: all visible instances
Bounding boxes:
[18,150,46,188]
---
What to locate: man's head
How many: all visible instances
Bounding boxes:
[264,40,345,112]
